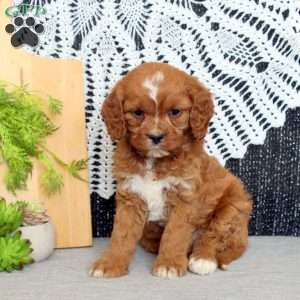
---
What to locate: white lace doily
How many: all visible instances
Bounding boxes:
[13,0,300,199]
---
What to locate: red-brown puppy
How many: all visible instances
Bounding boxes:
[90,62,252,279]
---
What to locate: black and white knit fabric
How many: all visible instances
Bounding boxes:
[13,0,300,236]
[227,107,300,236]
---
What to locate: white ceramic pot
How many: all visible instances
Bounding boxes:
[20,220,56,262]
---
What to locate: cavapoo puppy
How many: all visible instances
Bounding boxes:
[90,62,252,279]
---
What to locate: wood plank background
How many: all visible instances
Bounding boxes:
[0,1,92,248]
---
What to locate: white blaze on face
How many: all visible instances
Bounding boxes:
[143,71,164,103]
[143,71,164,130]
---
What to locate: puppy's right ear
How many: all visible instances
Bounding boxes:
[101,82,126,140]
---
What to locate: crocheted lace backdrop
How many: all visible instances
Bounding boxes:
[15,0,300,200]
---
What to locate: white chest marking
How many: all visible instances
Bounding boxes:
[143,71,164,102]
[123,172,169,221]
[123,161,190,221]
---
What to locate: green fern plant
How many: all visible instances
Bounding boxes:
[0,81,88,195]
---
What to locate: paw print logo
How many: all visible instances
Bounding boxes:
[5,17,44,48]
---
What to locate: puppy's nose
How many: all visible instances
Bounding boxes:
[147,133,164,145]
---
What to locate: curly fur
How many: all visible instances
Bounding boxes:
[90,62,252,279]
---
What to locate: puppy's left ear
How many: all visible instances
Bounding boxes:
[186,77,214,140]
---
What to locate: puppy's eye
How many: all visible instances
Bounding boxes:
[168,109,182,118]
[132,109,145,119]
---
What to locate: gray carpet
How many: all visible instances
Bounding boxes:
[1,237,300,300]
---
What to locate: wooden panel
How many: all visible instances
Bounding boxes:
[0,1,92,248]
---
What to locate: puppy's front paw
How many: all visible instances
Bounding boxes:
[152,257,187,279]
[89,258,128,278]
[188,257,217,275]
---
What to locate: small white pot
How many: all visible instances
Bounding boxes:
[20,220,56,262]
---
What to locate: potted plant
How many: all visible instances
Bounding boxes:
[0,198,54,272]
[16,200,55,263]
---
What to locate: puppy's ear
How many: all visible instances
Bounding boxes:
[186,77,214,140]
[101,82,126,140]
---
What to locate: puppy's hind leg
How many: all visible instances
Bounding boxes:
[189,195,252,275]
[215,215,249,270]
